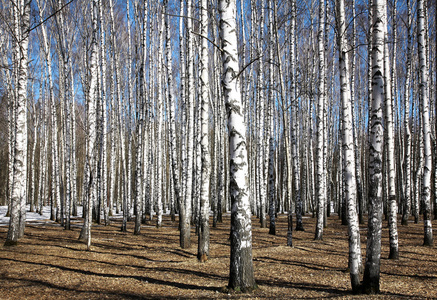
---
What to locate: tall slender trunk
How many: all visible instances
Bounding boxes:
[267,0,275,236]
[383,2,398,259]
[315,0,326,240]
[164,0,181,225]
[5,0,30,246]
[178,0,190,247]
[36,0,61,223]
[155,3,165,229]
[336,0,362,291]
[82,0,99,250]
[98,0,108,226]
[219,0,256,291]
[257,0,267,228]
[181,0,194,247]
[197,0,211,262]
[362,0,385,293]
[108,0,118,218]
[402,0,411,226]
[70,60,78,217]
[134,0,147,235]
[417,0,433,246]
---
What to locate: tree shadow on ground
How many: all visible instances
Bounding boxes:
[2,257,219,293]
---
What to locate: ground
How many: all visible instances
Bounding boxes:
[0,213,436,299]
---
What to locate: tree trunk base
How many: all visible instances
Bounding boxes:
[350,274,361,294]
[295,224,305,231]
[269,225,276,235]
[388,248,399,259]
[224,283,258,294]
[198,253,208,262]
[423,236,433,246]
[4,240,18,247]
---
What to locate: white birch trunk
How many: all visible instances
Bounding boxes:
[164,0,181,224]
[337,0,362,290]
[182,0,195,247]
[417,0,433,246]
[36,0,60,223]
[383,7,398,258]
[256,0,267,228]
[267,0,276,236]
[82,0,99,250]
[219,0,256,291]
[98,0,108,225]
[315,0,326,240]
[108,0,115,218]
[156,4,164,229]
[29,105,38,213]
[363,0,385,293]
[197,0,211,262]
[69,60,78,217]
[402,0,412,227]
[134,0,146,235]
[5,0,30,245]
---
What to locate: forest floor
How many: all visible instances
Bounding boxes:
[0,212,436,299]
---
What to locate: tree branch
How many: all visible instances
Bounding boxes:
[26,0,76,35]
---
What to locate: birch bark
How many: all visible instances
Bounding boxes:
[267,0,275,236]
[417,0,433,246]
[82,0,99,250]
[219,0,256,291]
[198,0,211,262]
[362,0,385,293]
[336,0,362,290]
[315,0,326,240]
[164,0,181,225]
[155,2,165,229]
[381,4,398,259]
[5,0,30,246]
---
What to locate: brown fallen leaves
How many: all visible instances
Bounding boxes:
[0,213,436,299]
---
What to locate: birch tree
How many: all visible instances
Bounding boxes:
[402,0,412,227]
[417,0,433,246]
[290,0,304,233]
[315,0,326,241]
[197,0,211,262]
[134,0,146,235]
[164,0,181,227]
[383,1,398,259]
[155,2,164,229]
[267,0,276,236]
[219,0,256,291]
[80,0,99,250]
[336,0,362,291]
[5,0,31,246]
[257,0,267,228]
[98,0,108,226]
[362,0,385,293]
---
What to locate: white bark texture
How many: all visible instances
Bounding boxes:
[315,0,326,241]
[5,0,30,245]
[402,0,412,226]
[337,0,361,291]
[417,0,433,246]
[164,0,181,224]
[363,0,385,293]
[84,0,99,250]
[219,0,256,291]
[267,0,276,236]
[156,3,165,229]
[198,0,210,261]
[257,0,267,228]
[383,10,398,259]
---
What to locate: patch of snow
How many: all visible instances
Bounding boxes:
[0,205,85,226]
